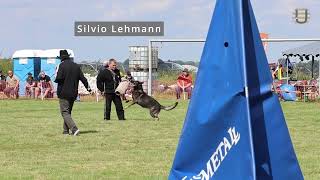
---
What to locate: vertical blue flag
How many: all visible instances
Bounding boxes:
[169,0,304,179]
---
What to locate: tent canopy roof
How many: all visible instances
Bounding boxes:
[282,42,320,56]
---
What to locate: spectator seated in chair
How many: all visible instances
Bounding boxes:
[3,70,20,99]
[35,71,54,99]
[25,72,38,98]
[175,68,193,99]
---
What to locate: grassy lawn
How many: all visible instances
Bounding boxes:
[0,99,319,179]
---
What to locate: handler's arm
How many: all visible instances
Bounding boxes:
[79,67,90,91]
[96,70,105,92]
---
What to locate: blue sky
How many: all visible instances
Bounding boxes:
[0,0,319,62]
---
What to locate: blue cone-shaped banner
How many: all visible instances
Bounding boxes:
[169,0,304,179]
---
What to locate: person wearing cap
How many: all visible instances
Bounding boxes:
[96,58,125,120]
[4,70,20,99]
[54,50,92,136]
[35,71,54,99]
[25,72,37,98]
[175,68,193,99]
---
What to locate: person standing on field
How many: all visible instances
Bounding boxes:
[54,50,91,136]
[96,59,125,121]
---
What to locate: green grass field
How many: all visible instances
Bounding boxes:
[0,99,319,179]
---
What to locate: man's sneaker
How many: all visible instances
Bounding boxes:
[63,131,70,135]
[73,129,80,136]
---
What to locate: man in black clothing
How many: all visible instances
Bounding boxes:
[54,50,91,136]
[96,59,125,120]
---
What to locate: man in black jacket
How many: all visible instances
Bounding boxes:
[96,59,125,120]
[54,50,91,136]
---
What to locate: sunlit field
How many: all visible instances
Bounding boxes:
[0,99,319,179]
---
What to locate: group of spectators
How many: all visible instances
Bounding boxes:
[0,68,194,101]
[0,70,54,99]
[25,71,54,99]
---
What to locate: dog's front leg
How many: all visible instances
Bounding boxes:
[124,101,136,109]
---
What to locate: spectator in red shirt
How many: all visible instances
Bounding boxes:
[175,68,193,99]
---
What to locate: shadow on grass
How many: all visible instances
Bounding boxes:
[127,118,159,122]
[80,130,99,134]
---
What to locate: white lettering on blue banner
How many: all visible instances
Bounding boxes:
[183,127,240,180]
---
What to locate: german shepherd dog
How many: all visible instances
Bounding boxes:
[125,81,178,120]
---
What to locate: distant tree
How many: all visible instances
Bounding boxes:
[0,58,13,74]
[293,60,319,80]
[184,61,196,66]
[122,59,129,70]
[277,56,319,80]
[167,60,182,65]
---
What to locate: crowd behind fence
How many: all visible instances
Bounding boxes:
[0,71,319,102]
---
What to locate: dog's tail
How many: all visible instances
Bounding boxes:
[161,102,178,111]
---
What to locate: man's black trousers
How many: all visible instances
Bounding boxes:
[104,93,125,120]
